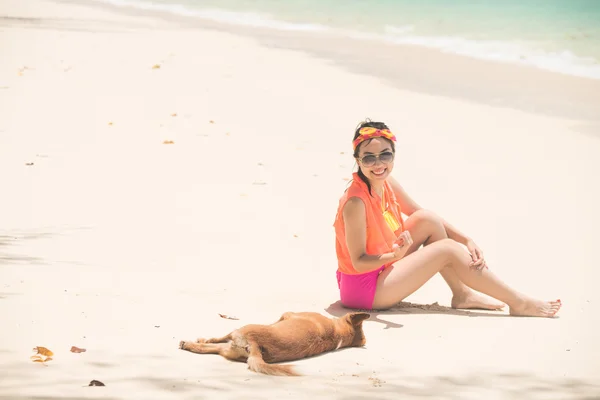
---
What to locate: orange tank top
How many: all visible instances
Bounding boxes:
[333,173,404,275]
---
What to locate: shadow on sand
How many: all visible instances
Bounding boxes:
[0,233,50,266]
[325,299,512,329]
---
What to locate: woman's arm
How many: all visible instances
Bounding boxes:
[342,197,406,273]
[439,219,471,246]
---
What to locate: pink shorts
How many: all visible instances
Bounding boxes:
[336,266,385,310]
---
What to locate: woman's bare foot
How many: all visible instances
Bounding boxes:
[451,291,505,310]
[509,298,561,317]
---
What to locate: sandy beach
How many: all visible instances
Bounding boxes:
[1,0,600,398]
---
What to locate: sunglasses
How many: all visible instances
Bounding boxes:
[357,151,395,167]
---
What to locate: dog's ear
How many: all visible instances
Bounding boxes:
[347,312,370,326]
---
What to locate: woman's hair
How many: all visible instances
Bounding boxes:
[352,119,396,195]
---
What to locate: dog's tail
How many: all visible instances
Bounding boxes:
[246,343,299,376]
[247,357,298,376]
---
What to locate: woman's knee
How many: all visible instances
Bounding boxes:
[406,209,445,237]
[432,238,465,264]
[409,209,443,226]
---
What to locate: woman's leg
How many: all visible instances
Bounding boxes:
[402,209,504,310]
[372,238,561,317]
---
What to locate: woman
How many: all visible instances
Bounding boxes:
[333,120,561,317]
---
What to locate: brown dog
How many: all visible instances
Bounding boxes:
[179,311,370,376]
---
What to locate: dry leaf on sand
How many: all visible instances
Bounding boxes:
[163,140,174,144]
[31,346,53,363]
[89,380,105,386]
[33,346,53,357]
[152,64,161,69]
[219,313,239,320]
[70,346,86,353]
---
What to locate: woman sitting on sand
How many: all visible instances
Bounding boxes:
[333,120,561,317]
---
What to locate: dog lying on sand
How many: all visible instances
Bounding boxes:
[179,311,370,376]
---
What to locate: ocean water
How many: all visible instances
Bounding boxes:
[101,0,600,79]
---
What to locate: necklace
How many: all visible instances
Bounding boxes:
[381,186,400,232]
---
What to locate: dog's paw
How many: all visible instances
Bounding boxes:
[178,340,186,350]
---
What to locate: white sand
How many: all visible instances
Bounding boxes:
[1,0,600,398]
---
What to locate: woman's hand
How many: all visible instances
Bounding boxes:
[466,239,487,270]
[393,231,413,260]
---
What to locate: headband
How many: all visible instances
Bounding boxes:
[352,127,396,150]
